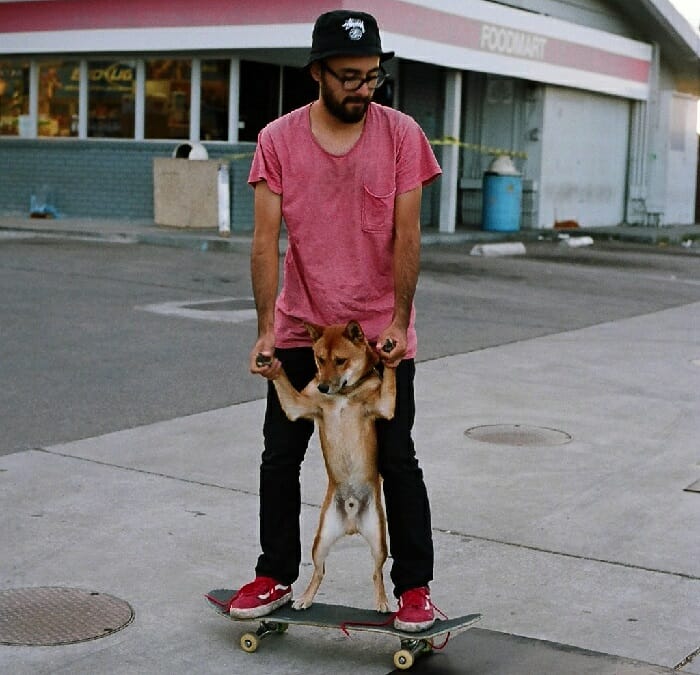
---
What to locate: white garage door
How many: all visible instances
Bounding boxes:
[539,86,630,227]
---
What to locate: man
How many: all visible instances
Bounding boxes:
[229,9,442,632]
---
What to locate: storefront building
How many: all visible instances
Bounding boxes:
[1,0,699,230]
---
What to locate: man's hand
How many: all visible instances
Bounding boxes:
[377,324,407,368]
[249,335,281,380]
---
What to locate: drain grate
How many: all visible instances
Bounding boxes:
[465,424,572,447]
[0,588,134,646]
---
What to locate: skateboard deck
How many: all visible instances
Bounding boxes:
[206,588,481,670]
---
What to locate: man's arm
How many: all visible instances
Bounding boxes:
[379,185,422,367]
[249,180,283,377]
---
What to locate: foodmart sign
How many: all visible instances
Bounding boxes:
[480,24,548,61]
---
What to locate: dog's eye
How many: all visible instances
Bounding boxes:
[317,356,325,365]
[334,358,347,366]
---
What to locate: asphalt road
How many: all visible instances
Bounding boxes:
[2,236,699,455]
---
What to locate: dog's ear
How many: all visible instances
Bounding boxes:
[344,320,365,344]
[304,322,324,343]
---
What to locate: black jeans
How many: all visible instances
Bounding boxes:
[255,347,434,598]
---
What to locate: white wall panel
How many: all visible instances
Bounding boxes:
[665,94,699,224]
[539,86,629,227]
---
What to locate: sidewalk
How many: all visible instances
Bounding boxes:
[0,284,700,675]
[1,213,700,250]
[1,267,698,673]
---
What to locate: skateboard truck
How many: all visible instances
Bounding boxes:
[240,620,289,653]
[241,624,430,670]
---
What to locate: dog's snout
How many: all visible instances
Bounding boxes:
[317,382,330,394]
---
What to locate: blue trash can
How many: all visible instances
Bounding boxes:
[482,157,522,232]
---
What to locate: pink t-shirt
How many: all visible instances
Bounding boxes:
[248,102,441,357]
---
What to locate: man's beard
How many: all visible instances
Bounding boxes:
[320,84,371,124]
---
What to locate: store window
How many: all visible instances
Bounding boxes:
[88,60,135,138]
[281,65,318,116]
[238,62,317,142]
[0,60,29,136]
[38,60,79,137]
[145,59,191,139]
[239,60,280,142]
[201,60,230,141]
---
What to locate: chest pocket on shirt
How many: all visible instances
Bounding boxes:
[362,185,396,233]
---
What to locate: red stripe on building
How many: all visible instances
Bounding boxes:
[0,0,333,31]
[0,0,650,83]
[373,1,650,83]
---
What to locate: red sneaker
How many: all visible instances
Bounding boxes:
[394,586,435,632]
[228,576,292,619]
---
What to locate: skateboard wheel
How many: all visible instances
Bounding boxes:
[394,648,414,670]
[240,632,259,653]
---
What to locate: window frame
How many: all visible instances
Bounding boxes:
[1,54,254,143]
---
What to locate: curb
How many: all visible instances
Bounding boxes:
[1,222,699,252]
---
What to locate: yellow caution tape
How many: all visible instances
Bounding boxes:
[219,137,526,162]
[219,151,256,161]
[430,136,528,159]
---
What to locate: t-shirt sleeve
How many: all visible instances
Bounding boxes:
[247,126,283,194]
[395,118,442,195]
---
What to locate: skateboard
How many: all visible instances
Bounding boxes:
[206,588,481,670]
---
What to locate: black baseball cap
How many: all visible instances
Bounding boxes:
[307,10,394,66]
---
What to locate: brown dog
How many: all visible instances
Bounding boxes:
[266,320,396,612]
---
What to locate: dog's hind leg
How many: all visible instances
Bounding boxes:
[358,492,390,613]
[293,489,344,610]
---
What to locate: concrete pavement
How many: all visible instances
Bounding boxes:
[1,215,699,673]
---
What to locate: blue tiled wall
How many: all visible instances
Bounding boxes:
[0,139,256,230]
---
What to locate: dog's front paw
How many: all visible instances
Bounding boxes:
[292,597,313,611]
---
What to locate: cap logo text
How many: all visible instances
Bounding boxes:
[342,18,365,40]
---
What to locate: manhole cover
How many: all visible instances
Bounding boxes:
[136,297,257,323]
[0,588,134,646]
[465,424,572,446]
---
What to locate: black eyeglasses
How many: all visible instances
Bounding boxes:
[321,62,387,91]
